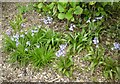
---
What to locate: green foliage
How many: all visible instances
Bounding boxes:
[30,45,55,68]
[34,2,84,22]
[84,45,120,79]
[65,28,92,54]
[84,46,105,75]
[55,55,73,77]
[17,3,33,14]
[103,57,120,79]
[3,27,64,67]
[34,2,112,24]
[74,6,83,15]
[9,14,26,32]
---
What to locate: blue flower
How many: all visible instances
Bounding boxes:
[16,41,20,47]
[59,43,67,50]
[93,37,99,45]
[56,43,67,57]
[13,33,19,40]
[21,23,26,28]
[31,30,34,33]
[43,16,53,24]
[6,28,12,36]
[113,42,120,50]
[93,37,99,48]
[55,49,66,57]
[69,24,76,31]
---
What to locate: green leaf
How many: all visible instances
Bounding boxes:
[38,3,43,9]
[74,6,83,15]
[104,71,109,78]
[58,67,63,72]
[109,70,113,79]
[70,2,76,8]
[65,12,73,20]
[58,4,65,12]
[53,6,57,15]
[68,8,73,13]
[89,2,96,5]
[71,17,75,22]
[48,3,55,9]
[58,13,65,19]
[65,71,69,77]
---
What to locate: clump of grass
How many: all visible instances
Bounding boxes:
[3,26,64,67]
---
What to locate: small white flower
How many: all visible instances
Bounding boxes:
[20,30,23,33]
[96,16,103,20]
[96,45,99,48]
[86,18,91,23]
[13,33,19,39]
[38,25,41,28]
[10,37,14,41]
[69,24,75,31]
[21,23,26,28]
[111,47,114,50]
[34,30,38,33]
[20,34,24,38]
[36,45,40,48]
[69,27,74,31]
[26,41,30,46]
[25,48,28,51]
[48,21,52,24]
[92,19,96,22]
[31,33,34,36]
[72,24,76,28]
[47,16,53,21]
[25,32,28,35]
[15,39,18,42]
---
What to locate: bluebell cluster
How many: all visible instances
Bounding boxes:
[93,37,99,48]
[113,42,120,50]
[26,41,30,46]
[12,33,20,47]
[6,28,13,36]
[55,43,67,57]
[69,24,76,31]
[21,23,26,28]
[43,16,53,24]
